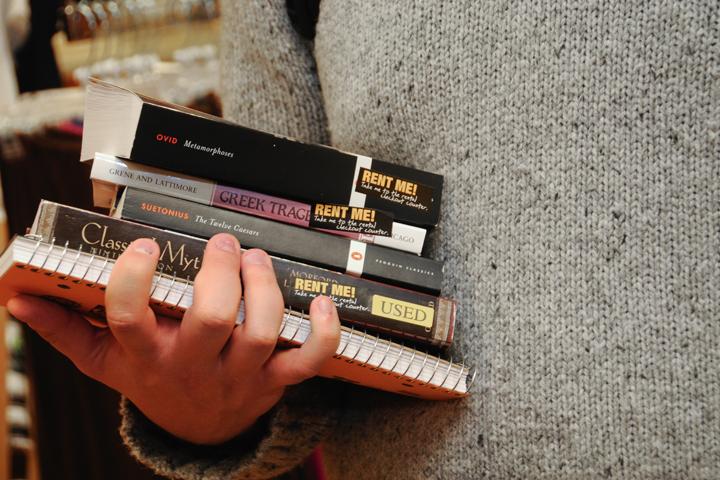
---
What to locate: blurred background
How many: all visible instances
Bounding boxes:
[0,1,221,478]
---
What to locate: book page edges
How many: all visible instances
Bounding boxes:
[434,298,456,347]
[80,79,143,162]
[91,179,120,210]
[29,201,58,241]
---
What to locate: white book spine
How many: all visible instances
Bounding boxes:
[371,223,426,254]
[91,153,216,206]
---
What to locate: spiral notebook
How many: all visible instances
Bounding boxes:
[0,236,474,400]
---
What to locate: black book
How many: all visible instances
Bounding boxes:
[30,201,455,347]
[115,188,443,295]
[80,79,443,227]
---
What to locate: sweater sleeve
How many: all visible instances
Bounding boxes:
[119,379,341,480]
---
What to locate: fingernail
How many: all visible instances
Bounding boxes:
[243,249,269,265]
[317,296,334,314]
[6,298,22,318]
[133,239,157,255]
[213,234,238,254]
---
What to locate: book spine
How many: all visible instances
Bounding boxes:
[271,257,454,347]
[91,155,426,255]
[118,189,444,294]
[129,102,442,227]
[35,201,208,279]
[91,153,216,206]
[34,202,451,346]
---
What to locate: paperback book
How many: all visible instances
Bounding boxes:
[80,79,443,227]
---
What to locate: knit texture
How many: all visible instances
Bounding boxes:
[120,379,341,480]
[315,2,720,478]
[124,1,720,478]
[218,0,328,144]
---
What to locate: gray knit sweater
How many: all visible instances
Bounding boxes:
[120,1,720,478]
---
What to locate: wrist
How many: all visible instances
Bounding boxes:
[122,397,272,453]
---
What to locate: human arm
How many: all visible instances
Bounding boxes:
[7,234,341,478]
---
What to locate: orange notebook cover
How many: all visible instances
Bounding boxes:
[0,236,474,400]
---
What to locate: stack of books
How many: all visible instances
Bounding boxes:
[0,79,474,400]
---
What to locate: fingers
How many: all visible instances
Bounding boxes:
[178,234,242,362]
[7,295,117,380]
[105,238,160,358]
[222,249,284,373]
[263,295,340,387]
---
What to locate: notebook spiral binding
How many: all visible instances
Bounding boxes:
[19,236,477,393]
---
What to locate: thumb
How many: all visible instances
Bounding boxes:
[7,295,117,381]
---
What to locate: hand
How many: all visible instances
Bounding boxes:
[7,234,341,445]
